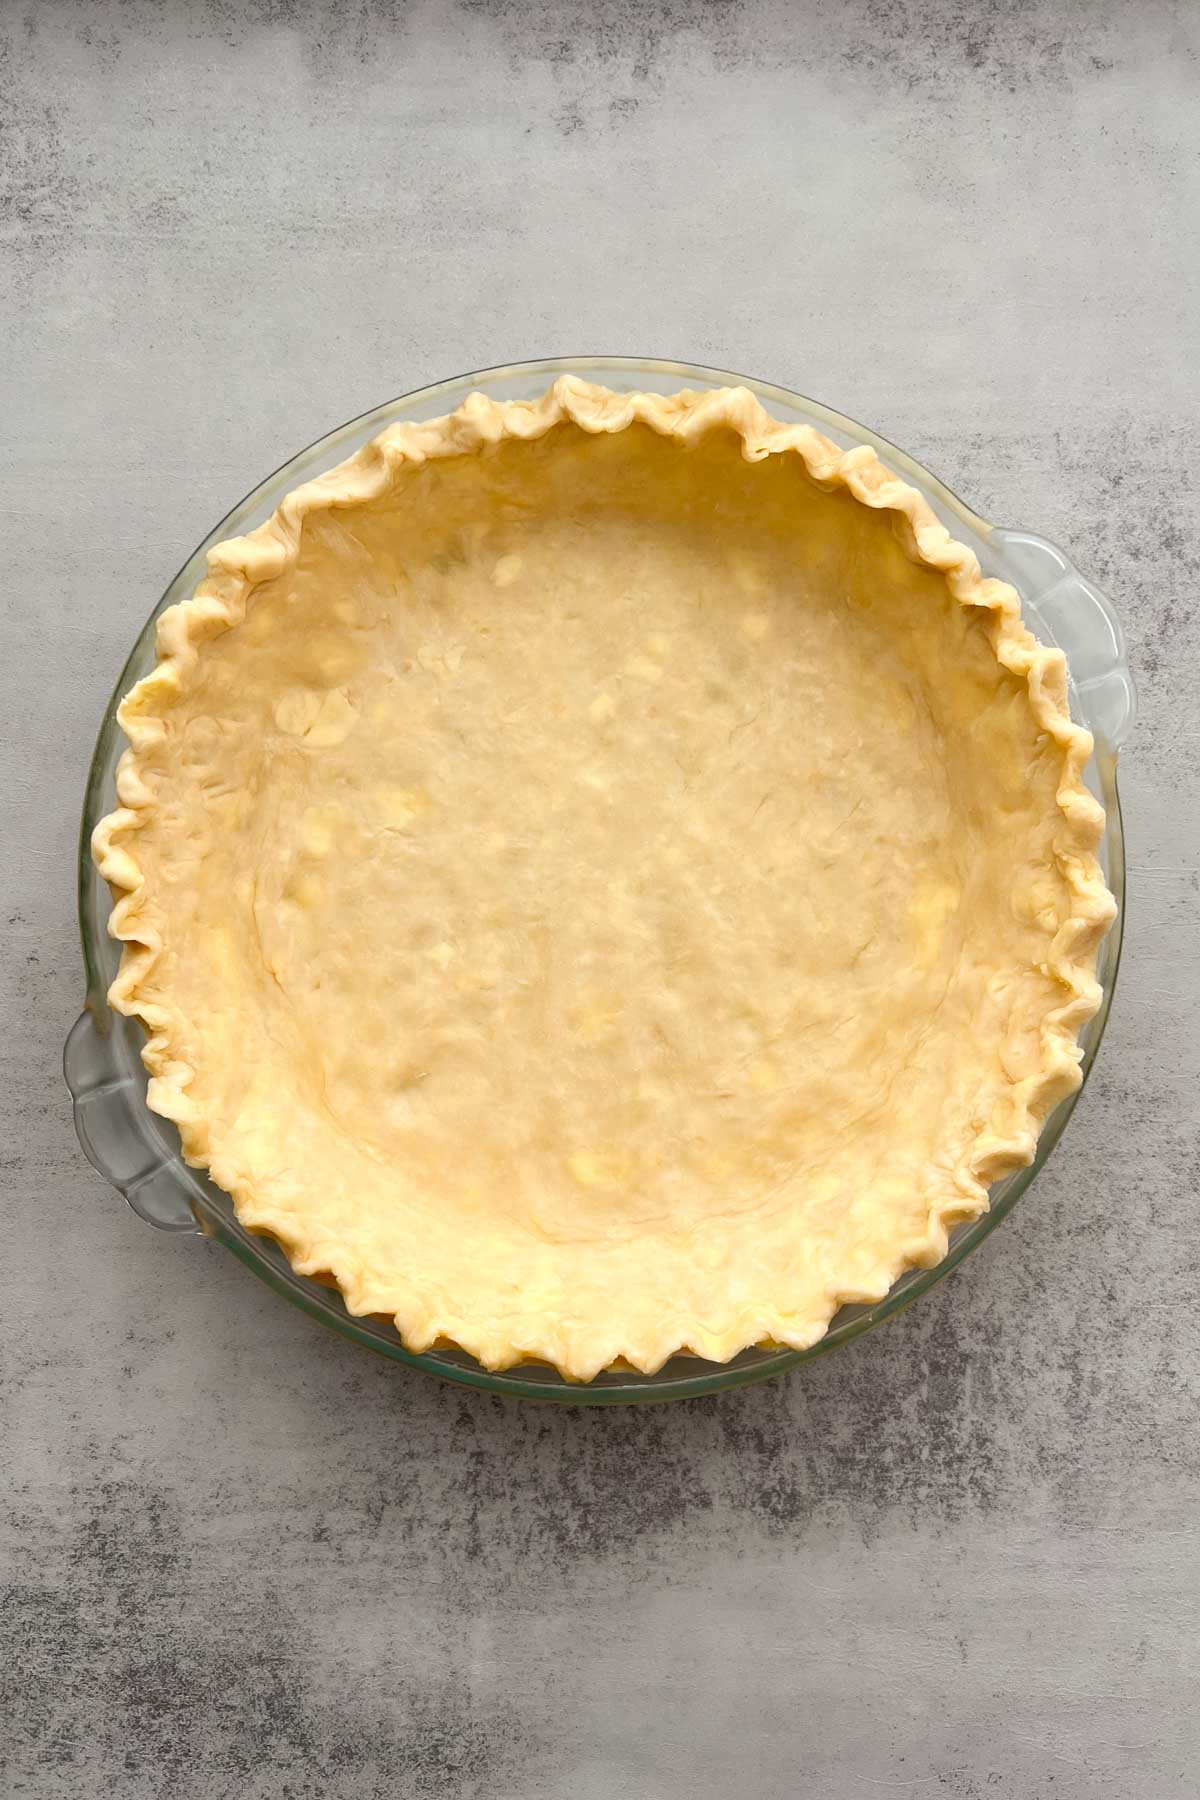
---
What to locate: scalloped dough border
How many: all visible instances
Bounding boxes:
[93,378,1116,1379]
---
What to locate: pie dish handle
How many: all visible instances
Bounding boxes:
[988,528,1136,750]
[63,1009,201,1233]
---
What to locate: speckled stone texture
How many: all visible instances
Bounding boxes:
[3,1,1198,1794]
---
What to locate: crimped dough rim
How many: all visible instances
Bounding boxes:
[93,378,1116,1378]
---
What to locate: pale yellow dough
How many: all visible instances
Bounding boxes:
[94,380,1115,1379]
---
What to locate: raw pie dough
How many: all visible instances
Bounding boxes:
[95,379,1115,1379]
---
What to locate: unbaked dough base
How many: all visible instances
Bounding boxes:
[94,383,1114,1378]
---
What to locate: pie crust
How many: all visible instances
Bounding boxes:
[94,379,1115,1379]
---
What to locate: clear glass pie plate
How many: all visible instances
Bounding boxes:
[65,357,1135,1404]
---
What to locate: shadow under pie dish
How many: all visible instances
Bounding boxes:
[90,375,1117,1383]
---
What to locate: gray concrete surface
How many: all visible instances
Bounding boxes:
[3,2,1198,1795]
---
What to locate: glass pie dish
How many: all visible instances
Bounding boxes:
[65,356,1135,1404]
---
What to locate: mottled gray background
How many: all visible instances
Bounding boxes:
[4,1,1198,1795]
